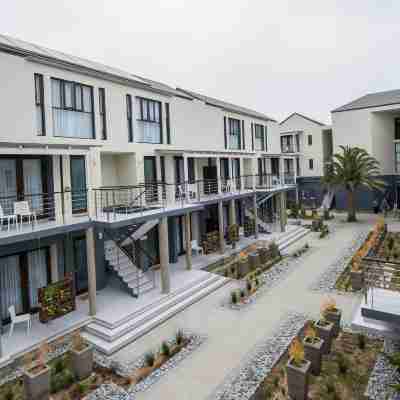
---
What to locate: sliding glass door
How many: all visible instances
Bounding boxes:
[70,156,87,213]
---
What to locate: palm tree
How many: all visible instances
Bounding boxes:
[326,146,385,222]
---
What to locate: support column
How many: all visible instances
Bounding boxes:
[87,148,102,218]
[62,155,72,223]
[158,217,171,293]
[239,157,245,189]
[155,155,163,204]
[52,155,64,224]
[253,193,259,238]
[164,156,175,206]
[185,213,192,270]
[85,227,97,316]
[216,157,221,194]
[229,199,236,226]
[279,157,285,185]
[280,192,286,233]
[50,243,59,283]
[218,201,225,254]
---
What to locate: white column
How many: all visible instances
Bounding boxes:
[43,76,54,136]
[52,155,64,224]
[229,199,236,226]
[280,157,285,185]
[239,157,245,189]
[50,243,59,282]
[87,148,102,219]
[251,158,257,189]
[86,227,97,316]
[218,201,225,254]
[164,156,175,206]
[185,213,192,270]
[62,155,72,223]
[183,155,189,182]
[155,155,163,204]
[216,157,221,194]
[159,217,171,293]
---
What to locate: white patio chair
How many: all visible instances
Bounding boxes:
[8,305,31,337]
[14,201,37,227]
[191,240,204,256]
[0,204,17,231]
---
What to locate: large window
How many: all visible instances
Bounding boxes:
[34,74,45,136]
[281,135,294,153]
[395,143,400,172]
[99,88,107,140]
[254,124,265,151]
[136,97,162,143]
[126,94,133,142]
[51,78,94,138]
[228,118,241,150]
[395,118,400,140]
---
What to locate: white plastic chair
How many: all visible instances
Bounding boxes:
[8,305,31,337]
[14,201,37,227]
[0,204,17,231]
[191,240,204,256]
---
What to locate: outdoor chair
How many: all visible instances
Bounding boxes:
[14,201,37,227]
[0,204,17,231]
[8,305,31,337]
[191,240,204,256]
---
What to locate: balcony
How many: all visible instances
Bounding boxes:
[281,144,300,154]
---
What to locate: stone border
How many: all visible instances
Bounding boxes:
[87,331,206,400]
[221,247,314,311]
[207,312,308,400]
[308,228,370,294]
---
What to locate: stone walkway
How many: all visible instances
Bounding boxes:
[112,214,378,400]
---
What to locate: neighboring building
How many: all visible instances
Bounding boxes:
[0,34,297,358]
[332,89,400,210]
[279,112,333,207]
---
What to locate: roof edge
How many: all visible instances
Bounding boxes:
[279,112,326,126]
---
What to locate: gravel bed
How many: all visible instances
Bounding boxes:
[84,383,132,400]
[207,312,308,400]
[308,228,370,293]
[221,248,314,311]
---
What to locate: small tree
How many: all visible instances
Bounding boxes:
[325,146,385,222]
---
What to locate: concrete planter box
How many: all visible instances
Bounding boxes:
[258,247,269,264]
[351,270,364,291]
[324,308,342,337]
[71,344,94,380]
[23,365,50,400]
[286,357,311,400]
[303,337,324,375]
[248,252,260,272]
[315,320,334,354]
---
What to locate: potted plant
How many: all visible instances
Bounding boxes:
[321,297,342,337]
[314,318,334,354]
[269,241,281,259]
[23,343,51,400]
[350,255,364,291]
[286,338,311,400]
[70,330,93,380]
[238,252,249,278]
[302,325,324,375]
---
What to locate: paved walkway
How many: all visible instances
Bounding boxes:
[113,214,378,400]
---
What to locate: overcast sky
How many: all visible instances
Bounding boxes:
[1,0,400,123]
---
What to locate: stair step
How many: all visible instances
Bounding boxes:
[82,275,228,355]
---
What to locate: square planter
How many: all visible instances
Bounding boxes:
[258,247,269,265]
[248,252,260,272]
[71,344,94,380]
[303,337,324,375]
[315,320,334,354]
[24,365,51,400]
[351,270,364,291]
[286,357,311,400]
[324,308,342,337]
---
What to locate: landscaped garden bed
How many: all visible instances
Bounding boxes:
[0,330,205,400]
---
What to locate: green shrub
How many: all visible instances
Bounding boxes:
[337,354,349,374]
[326,381,335,393]
[160,341,171,357]
[145,351,155,367]
[231,291,238,304]
[76,382,88,395]
[4,389,14,400]
[358,333,366,350]
[273,376,279,387]
[50,369,75,393]
[53,358,66,374]
[175,329,184,346]
[240,289,245,299]
[246,280,252,292]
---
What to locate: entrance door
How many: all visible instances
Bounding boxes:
[73,237,88,294]
[70,156,87,213]
[144,156,157,203]
[203,165,218,194]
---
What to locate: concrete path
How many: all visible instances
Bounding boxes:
[113,214,378,400]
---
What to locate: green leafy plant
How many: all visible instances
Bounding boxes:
[240,289,245,299]
[76,382,88,396]
[246,280,252,292]
[160,341,171,357]
[4,389,14,400]
[145,351,155,367]
[231,291,238,304]
[357,333,366,350]
[337,353,349,374]
[175,329,184,346]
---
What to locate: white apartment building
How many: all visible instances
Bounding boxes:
[0,34,297,358]
[331,89,400,210]
[278,113,332,207]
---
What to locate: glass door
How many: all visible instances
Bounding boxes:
[70,156,87,213]
[144,156,157,203]
[23,159,44,215]
[0,159,17,215]
[73,237,88,294]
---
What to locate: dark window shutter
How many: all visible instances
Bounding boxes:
[264,125,268,151]
[224,117,227,149]
[159,102,163,144]
[166,103,171,144]
[242,120,245,150]
[251,123,254,151]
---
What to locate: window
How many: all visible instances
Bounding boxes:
[136,97,162,143]
[395,118,400,140]
[126,94,133,142]
[99,88,107,140]
[34,74,45,136]
[308,134,312,146]
[395,143,400,172]
[281,135,294,152]
[309,159,314,170]
[228,118,241,150]
[254,124,265,151]
[166,103,171,144]
[51,78,94,138]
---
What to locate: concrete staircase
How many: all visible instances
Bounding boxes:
[276,226,310,254]
[105,241,155,297]
[82,273,229,355]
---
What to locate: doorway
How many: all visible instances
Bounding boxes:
[70,156,87,214]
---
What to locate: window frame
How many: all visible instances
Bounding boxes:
[126,94,133,143]
[395,118,400,141]
[99,88,107,140]
[135,96,162,144]
[228,117,241,150]
[34,73,46,136]
[309,158,314,170]
[254,123,265,151]
[307,134,313,146]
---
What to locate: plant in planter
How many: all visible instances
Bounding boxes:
[160,341,171,358]
[246,279,252,293]
[231,290,238,305]
[302,325,324,375]
[145,351,155,367]
[23,342,51,400]
[321,297,342,337]
[350,256,364,291]
[269,241,281,259]
[314,318,334,354]
[70,329,93,380]
[176,329,185,346]
[238,251,249,278]
[286,338,311,400]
